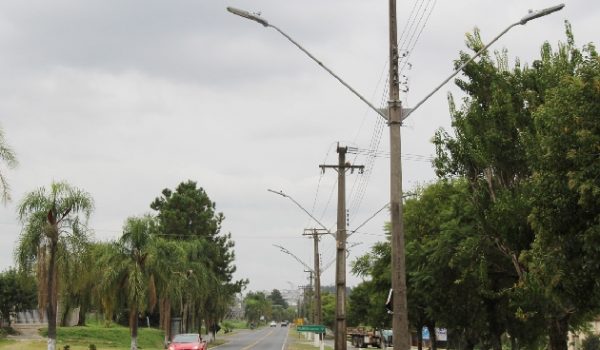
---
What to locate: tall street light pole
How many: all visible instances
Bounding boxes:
[386,1,411,348]
[227,4,565,350]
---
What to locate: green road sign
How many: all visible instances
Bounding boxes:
[297,325,326,333]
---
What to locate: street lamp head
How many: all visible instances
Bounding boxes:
[267,189,288,198]
[520,3,564,25]
[226,7,269,27]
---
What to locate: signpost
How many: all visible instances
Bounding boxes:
[297,325,326,334]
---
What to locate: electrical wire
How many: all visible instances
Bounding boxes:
[346,0,438,225]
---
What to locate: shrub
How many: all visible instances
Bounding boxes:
[222,321,234,333]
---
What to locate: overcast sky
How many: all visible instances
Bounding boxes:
[0,0,596,294]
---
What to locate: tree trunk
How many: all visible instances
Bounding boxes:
[77,299,87,326]
[417,327,423,350]
[159,298,165,333]
[130,306,138,350]
[548,315,569,350]
[60,298,71,327]
[485,298,503,350]
[47,239,58,350]
[428,325,437,350]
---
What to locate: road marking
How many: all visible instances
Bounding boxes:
[281,328,289,350]
[241,329,275,350]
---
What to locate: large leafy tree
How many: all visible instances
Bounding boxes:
[268,289,289,309]
[244,291,271,324]
[16,181,93,350]
[0,125,17,203]
[432,27,559,350]
[524,28,600,350]
[150,180,246,335]
[434,23,599,350]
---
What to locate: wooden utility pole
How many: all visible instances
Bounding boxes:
[388,0,410,349]
[320,144,364,350]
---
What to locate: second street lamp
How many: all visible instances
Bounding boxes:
[228,3,565,350]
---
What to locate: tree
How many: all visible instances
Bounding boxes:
[16,181,93,350]
[433,23,600,350]
[99,215,162,350]
[0,268,37,327]
[150,180,246,335]
[244,291,271,324]
[268,289,289,309]
[0,125,17,203]
[525,27,600,350]
[350,240,392,329]
[320,292,336,331]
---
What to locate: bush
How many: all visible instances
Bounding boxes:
[583,335,600,350]
[0,326,18,338]
[222,321,233,333]
[89,344,97,350]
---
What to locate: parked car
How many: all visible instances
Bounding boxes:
[270,321,277,327]
[168,333,206,350]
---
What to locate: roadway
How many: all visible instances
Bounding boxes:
[213,326,289,350]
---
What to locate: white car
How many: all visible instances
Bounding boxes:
[269,321,277,327]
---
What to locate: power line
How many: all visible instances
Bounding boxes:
[347,0,438,223]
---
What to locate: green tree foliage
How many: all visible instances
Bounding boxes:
[150,180,246,336]
[350,240,391,329]
[16,181,94,350]
[431,23,599,350]
[524,26,600,350]
[0,268,37,326]
[0,125,17,203]
[99,215,164,350]
[349,25,598,350]
[320,292,336,331]
[244,292,271,324]
[268,289,289,309]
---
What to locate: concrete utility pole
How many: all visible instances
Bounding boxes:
[320,144,364,350]
[303,228,327,326]
[388,1,410,349]
[303,271,314,323]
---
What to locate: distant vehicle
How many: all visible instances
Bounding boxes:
[270,321,277,327]
[168,333,206,350]
[347,327,384,348]
[281,320,289,327]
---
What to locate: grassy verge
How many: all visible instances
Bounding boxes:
[286,327,333,350]
[0,323,165,350]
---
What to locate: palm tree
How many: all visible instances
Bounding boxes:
[0,125,17,203]
[16,181,94,350]
[100,215,163,350]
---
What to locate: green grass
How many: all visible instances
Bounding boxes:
[31,323,164,350]
[221,319,251,330]
[287,327,333,350]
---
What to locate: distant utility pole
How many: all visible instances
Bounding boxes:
[304,270,314,323]
[320,144,364,350]
[303,228,328,326]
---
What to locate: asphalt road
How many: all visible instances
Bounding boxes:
[214,326,290,350]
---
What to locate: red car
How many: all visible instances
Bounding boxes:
[167,333,206,350]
